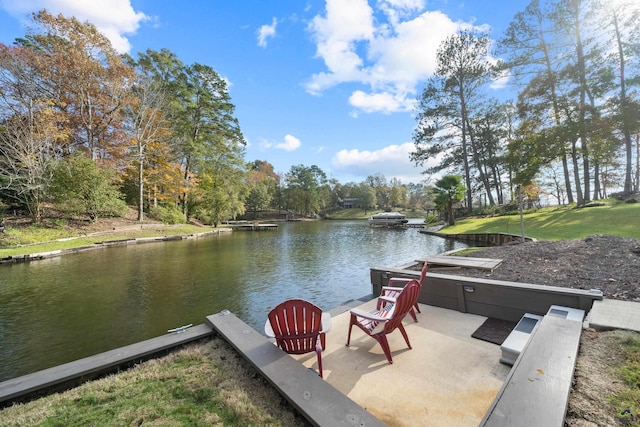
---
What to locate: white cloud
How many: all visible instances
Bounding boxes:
[258,138,273,149]
[488,55,509,90]
[490,70,510,90]
[378,0,425,27]
[331,142,437,183]
[257,17,277,48]
[306,0,375,93]
[306,1,486,115]
[349,90,415,114]
[276,134,302,151]
[0,0,149,53]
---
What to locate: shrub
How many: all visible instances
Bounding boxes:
[50,155,127,221]
[149,204,186,224]
[425,214,439,224]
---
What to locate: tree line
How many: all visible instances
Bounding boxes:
[412,0,640,213]
[2,2,638,227]
[0,10,432,224]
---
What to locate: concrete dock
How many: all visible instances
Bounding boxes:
[289,300,511,426]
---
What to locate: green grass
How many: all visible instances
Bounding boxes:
[609,335,640,422]
[0,224,214,258]
[0,338,303,426]
[442,203,640,240]
[323,208,372,220]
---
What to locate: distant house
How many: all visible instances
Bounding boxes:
[342,198,358,208]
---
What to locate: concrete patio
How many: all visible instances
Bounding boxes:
[289,299,512,427]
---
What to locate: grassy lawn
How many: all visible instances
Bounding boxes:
[0,223,218,258]
[612,335,640,422]
[0,338,304,427]
[442,203,640,240]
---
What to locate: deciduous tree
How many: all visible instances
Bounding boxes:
[22,10,135,161]
[122,76,173,222]
[285,164,327,216]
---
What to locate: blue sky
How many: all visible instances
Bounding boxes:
[0,0,528,184]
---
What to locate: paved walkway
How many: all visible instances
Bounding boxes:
[586,299,640,332]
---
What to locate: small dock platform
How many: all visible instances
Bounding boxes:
[229,223,278,231]
[401,222,425,228]
[419,255,503,271]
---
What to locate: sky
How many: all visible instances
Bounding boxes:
[0,0,530,185]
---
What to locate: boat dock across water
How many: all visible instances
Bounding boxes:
[227,222,278,231]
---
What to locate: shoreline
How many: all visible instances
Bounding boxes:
[0,227,231,265]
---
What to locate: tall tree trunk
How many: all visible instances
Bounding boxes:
[571,0,590,202]
[137,143,144,223]
[592,160,600,201]
[561,153,574,204]
[458,88,473,213]
[635,133,640,193]
[492,166,503,205]
[613,11,634,193]
[537,11,574,204]
[466,118,496,206]
[571,140,584,205]
[181,155,191,217]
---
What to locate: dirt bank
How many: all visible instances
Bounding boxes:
[451,234,640,301]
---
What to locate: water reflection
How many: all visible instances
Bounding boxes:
[0,220,467,381]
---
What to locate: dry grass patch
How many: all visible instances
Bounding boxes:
[0,337,309,427]
[566,329,640,426]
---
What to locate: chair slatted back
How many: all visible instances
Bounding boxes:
[419,261,428,284]
[383,280,420,333]
[268,299,323,355]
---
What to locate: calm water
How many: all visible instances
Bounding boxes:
[0,220,466,381]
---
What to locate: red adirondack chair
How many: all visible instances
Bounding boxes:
[377,261,428,322]
[267,299,325,377]
[346,280,420,364]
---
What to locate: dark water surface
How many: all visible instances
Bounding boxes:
[0,220,466,381]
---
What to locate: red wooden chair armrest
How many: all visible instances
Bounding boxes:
[350,308,389,322]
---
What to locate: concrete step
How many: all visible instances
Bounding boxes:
[587,299,640,332]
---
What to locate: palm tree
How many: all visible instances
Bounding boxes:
[433,175,466,226]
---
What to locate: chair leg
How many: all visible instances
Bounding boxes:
[320,332,326,350]
[408,307,418,323]
[374,333,394,364]
[316,345,323,378]
[398,324,412,350]
[346,314,355,347]
[414,302,421,313]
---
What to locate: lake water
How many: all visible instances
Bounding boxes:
[0,220,467,382]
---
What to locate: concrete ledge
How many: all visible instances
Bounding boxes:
[0,324,213,406]
[419,230,536,244]
[206,311,385,427]
[370,269,603,322]
[587,299,640,332]
[480,315,583,426]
